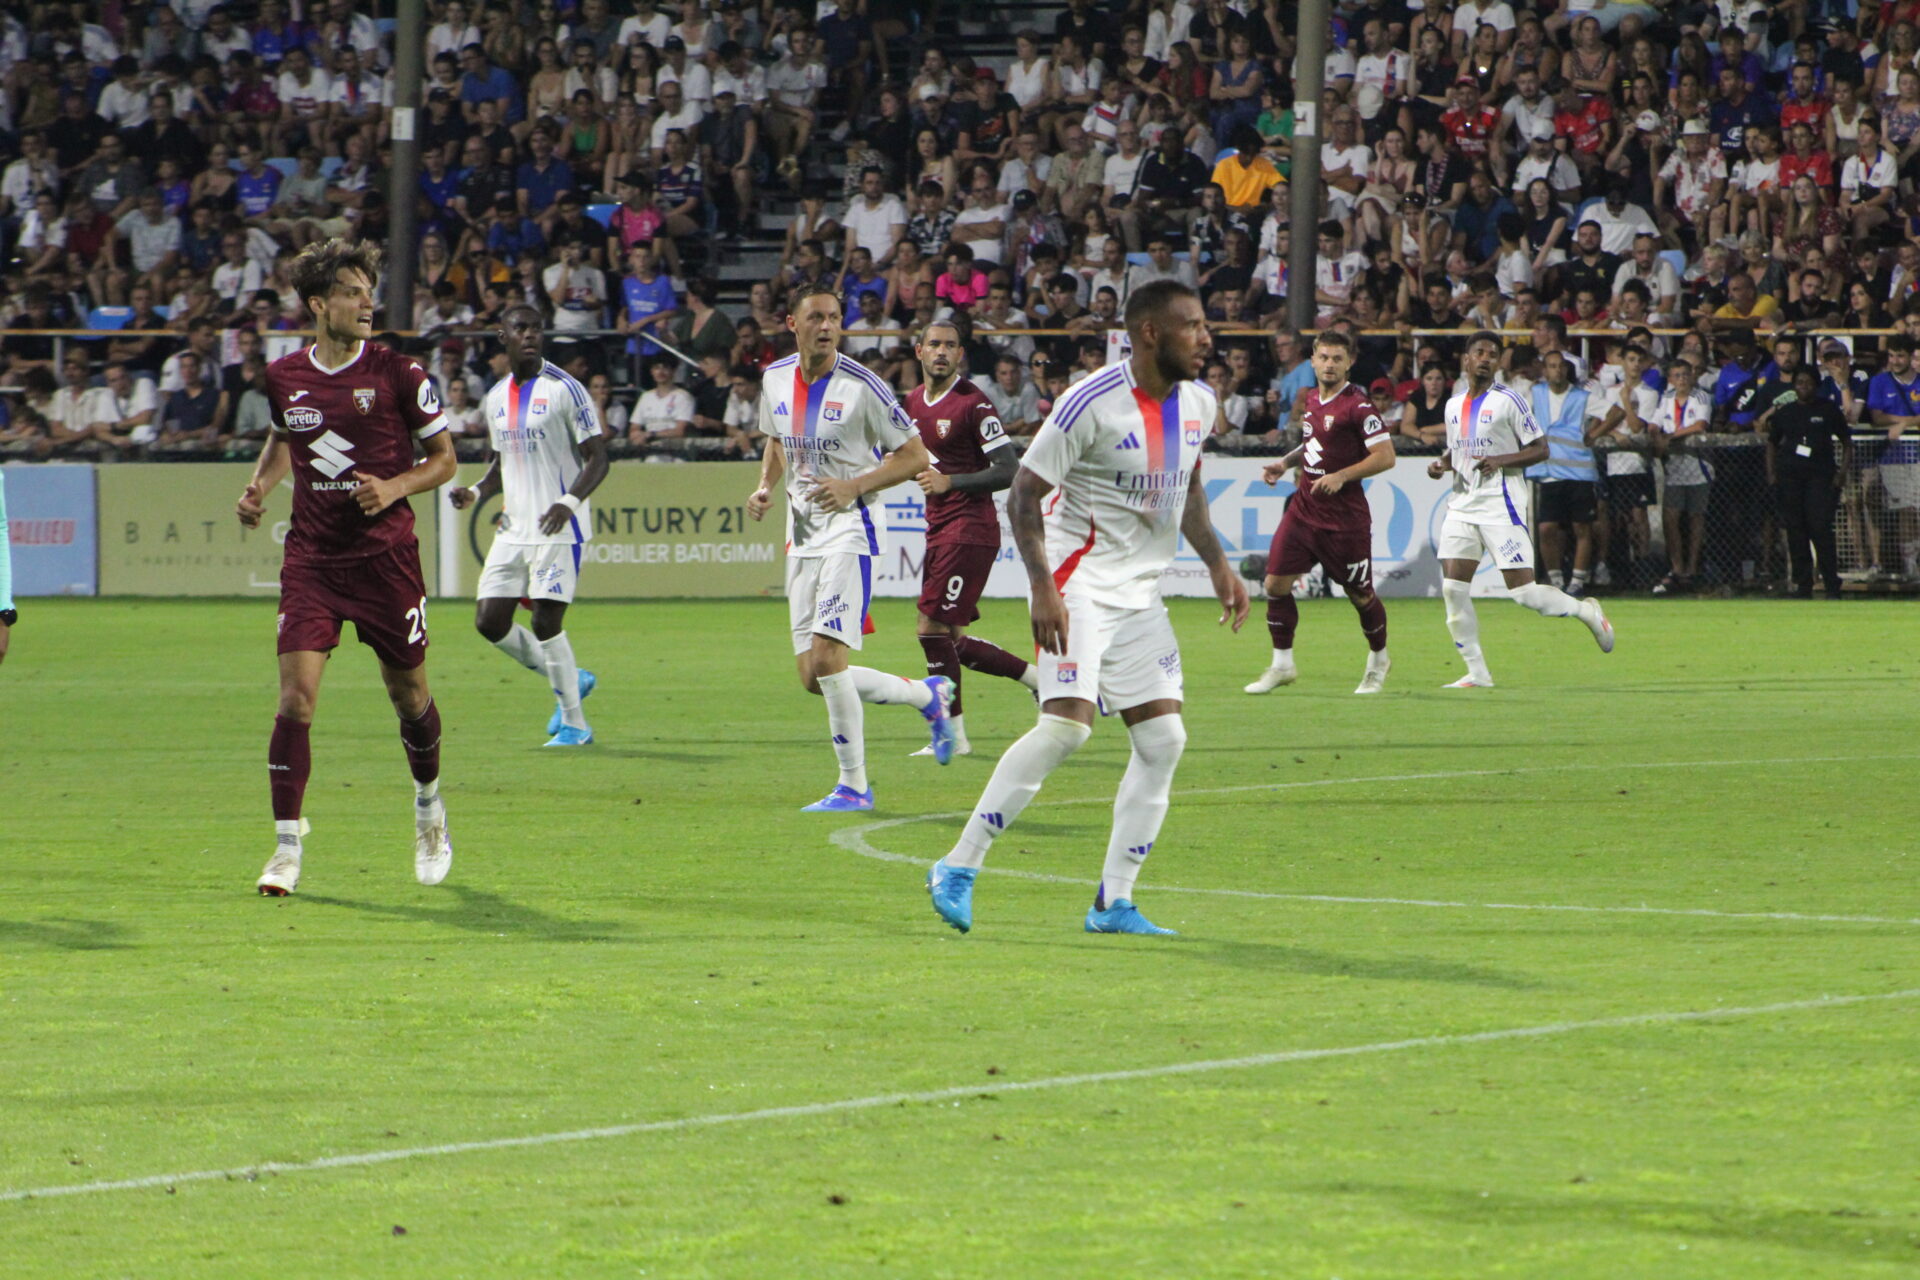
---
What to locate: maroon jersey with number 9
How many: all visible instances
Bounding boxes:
[1290,381,1389,531]
[906,376,1010,549]
[266,341,450,566]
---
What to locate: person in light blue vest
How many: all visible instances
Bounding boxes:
[0,468,13,665]
[1525,352,1598,594]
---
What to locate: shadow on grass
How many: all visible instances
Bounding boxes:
[956,932,1538,990]
[0,917,134,951]
[589,747,728,763]
[298,884,628,944]
[1299,1181,1911,1260]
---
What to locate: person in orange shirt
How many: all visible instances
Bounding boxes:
[1209,125,1284,212]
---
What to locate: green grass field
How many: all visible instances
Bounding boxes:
[5,594,1919,1278]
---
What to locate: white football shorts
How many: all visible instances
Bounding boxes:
[787,551,872,654]
[1034,590,1184,712]
[1439,513,1535,570]
[477,538,583,602]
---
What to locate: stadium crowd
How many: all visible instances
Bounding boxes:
[0,0,1916,591]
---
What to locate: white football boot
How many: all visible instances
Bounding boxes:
[414,798,452,886]
[1580,598,1615,652]
[1244,656,1297,693]
[257,818,310,896]
[1354,650,1390,694]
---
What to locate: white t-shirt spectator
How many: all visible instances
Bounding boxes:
[1007,56,1050,110]
[277,68,333,119]
[712,63,768,106]
[96,79,151,130]
[1584,199,1661,254]
[635,385,695,433]
[998,153,1051,198]
[17,205,65,256]
[1513,151,1580,197]
[1654,387,1713,485]
[426,21,481,60]
[843,194,908,259]
[115,209,183,272]
[1324,46,1356,85]
[1315,250,1368,307]
[1496,245,1535,297]
[649,103,706,151]
[1455,0,1517,34]
[445,400,488,436]
[83,379,158,443]
[1102,148,1146,199]
[842,315,890,356]
[617,12,672,47]
[542,261,608,332]
[767,56,826,109]
[1842,149,1898,202]
[327,73,389,118]
[656,61,713,110]
[563,64,620,105]
[1611,256,1681,313]
[1353,51,1406,117]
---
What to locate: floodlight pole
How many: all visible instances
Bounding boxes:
[385,0,426,330]
[1287,0,1329,337]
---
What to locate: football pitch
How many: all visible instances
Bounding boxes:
[6,595,1918,1278]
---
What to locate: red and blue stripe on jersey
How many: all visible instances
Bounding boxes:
[1130,383,1184,474]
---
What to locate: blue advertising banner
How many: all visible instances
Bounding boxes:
[1,464,97,597]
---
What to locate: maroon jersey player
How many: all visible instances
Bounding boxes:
[1246,330,1398,696]
[906,320,1040,756]
[234,240,459,897]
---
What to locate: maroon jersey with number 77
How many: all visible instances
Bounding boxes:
[1289,381,1390,532]
[265,341,450,567]
[906,376,1011,549]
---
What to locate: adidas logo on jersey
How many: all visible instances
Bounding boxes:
[775,401,790,416]
[1117,433,1141,450]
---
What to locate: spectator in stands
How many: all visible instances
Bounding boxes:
[631,354,694,451]
[153,352,227,453]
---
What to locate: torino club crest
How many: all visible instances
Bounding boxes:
[353,387,376,413]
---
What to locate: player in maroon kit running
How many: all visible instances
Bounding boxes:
[1245,330,1398,695]
[906,321,1040,756]
[235,240,459,895]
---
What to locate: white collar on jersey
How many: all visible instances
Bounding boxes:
[920,376,962,408]
[1311,381,1350,407]
[307,340,366,376]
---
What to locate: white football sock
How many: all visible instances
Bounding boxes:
[414,777,439,804]
[539,631,586,729]
[1547,570,1565,588]
[1510,581,1581,618]
[1442,579,1489,676]
[1099,714,1186,906]
[274,819,302,847]
[948,712,969,745]
[816,670,868,792]
[848,665,934,709]
[493,623,543,671]
[1270,645,1294,667]
[946,714,1092,869]
[1018,664,1040,692]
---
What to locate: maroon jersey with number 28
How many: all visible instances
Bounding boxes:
[265,341,450,566]
[1289,381,1390,531]
[906,376,1010,549]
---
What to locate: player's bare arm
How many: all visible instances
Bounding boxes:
[809,435,931,513]
[352,429,458,516]
[1260,446,1306,485]
[916,445,1016,496]
[1008,465,1069,655]
[539,433,609,535]
[1313,436,1398,496]
[1476,437,1547,476]
[448,454,502,511]
[747,436,785,521]
[1182,463,1249,632]
[1427,450,1454,478]
[237,434,292,528]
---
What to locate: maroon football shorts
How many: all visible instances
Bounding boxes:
[919,541,1000,627]
[277,542,431,670]
[1266,509,1375,592]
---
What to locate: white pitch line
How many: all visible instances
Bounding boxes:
[832,753,1920,928]
[5,988,1915,1204]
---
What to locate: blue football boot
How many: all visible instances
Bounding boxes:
[926,858,977,933]
[1084,898,1177,935]
[802,784,875,812]
[543,724,594,747]
[547,669,597,735]
[921,676,956,764]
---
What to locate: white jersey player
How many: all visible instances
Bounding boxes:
[449,306,609,745]
[925,280,1250,938]
[746,285,956,813]
[1429,335,1613,688]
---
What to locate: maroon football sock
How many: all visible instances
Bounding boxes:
[1353,593,1388,652]
[919,634,963,716]
[398,699,442,786]
[954,635,1031,683]
[1266,595,1298,650]
[269,715,311,821]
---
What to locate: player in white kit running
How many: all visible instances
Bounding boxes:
[451,306,610,744]
[925,280,1250,936]
[1432,331,1613,687]
[747,283,956,812]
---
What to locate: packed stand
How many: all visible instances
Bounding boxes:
[0,1,1917,593]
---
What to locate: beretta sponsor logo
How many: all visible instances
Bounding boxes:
[284,406,324,430]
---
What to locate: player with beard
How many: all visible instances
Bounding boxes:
[237,240,458,895]
[1244,330,1397,695]
[904,319,1040,758]
[925,280,1250,937]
